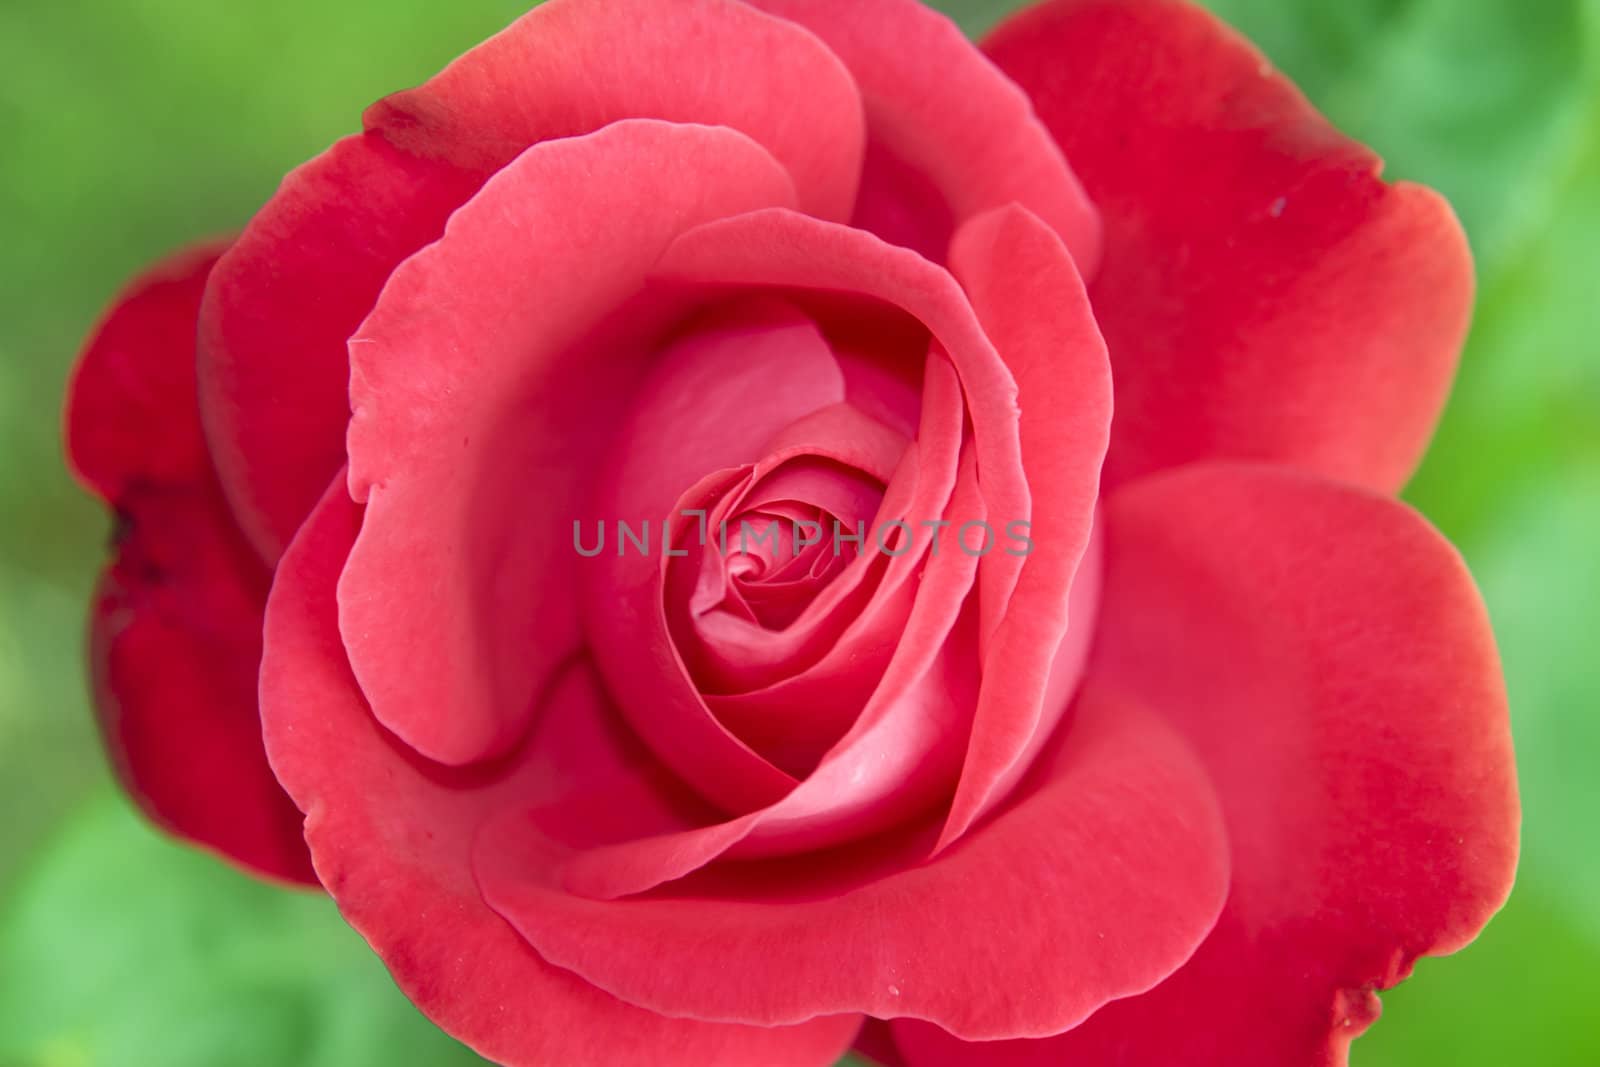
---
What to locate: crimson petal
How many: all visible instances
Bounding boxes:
[985,0,1474,492]
[66,242,314,885]
[896,463,1518,1065]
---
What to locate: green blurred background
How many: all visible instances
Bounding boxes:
[0,1,1594,1063]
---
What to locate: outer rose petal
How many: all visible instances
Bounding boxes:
[370,0,865,221]
[474,677,1229,1040]
[895,464,1518,1066]
[984,0,1475,492]
[199,0,867,559]
[749,0,1100,269]
[259,479,861,1067]
[197,136,477,561]
[64,242,314,885]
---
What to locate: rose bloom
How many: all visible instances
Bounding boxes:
[64,0,1518,1064]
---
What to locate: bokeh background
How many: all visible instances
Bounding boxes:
[1,0,1595,1063]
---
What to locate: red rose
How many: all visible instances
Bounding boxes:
[65,1,1518,1064]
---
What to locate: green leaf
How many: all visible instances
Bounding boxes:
[929,0,1024,35]
[0,793,488,1067]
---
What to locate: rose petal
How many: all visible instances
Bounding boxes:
[937,204,1111,848]
[821,301,929,440]
[984,0,1474,492]
[554,442,988,900]
[259,479,860,1067]
[654,207,1033,656]
[369,0,865,221]
[608,401,916,792]
[682,370,958,694]
[895,463,1518,1065]
[593,298,846,534]
[855,1019,910,1067]
[197,136,478,560]
[580,298,853,812]
[586,465,804,815]
[199,0,868,558]
[751,0,1100,268]
[475,677,1228,1039]
[337,119,798,767]
[65,242,314,885]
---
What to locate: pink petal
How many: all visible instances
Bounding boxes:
[199,0,868,558]
[654,207,1033,656]
[580,298,856,812]
[590,298,847,576]
[337,120,798,767]
[984,0,1474,492]
[476,678,1228,1038]
[553,442,988,900]
[259,480,860,1067]
[937,205,1112,848]
[681,380,954,695]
